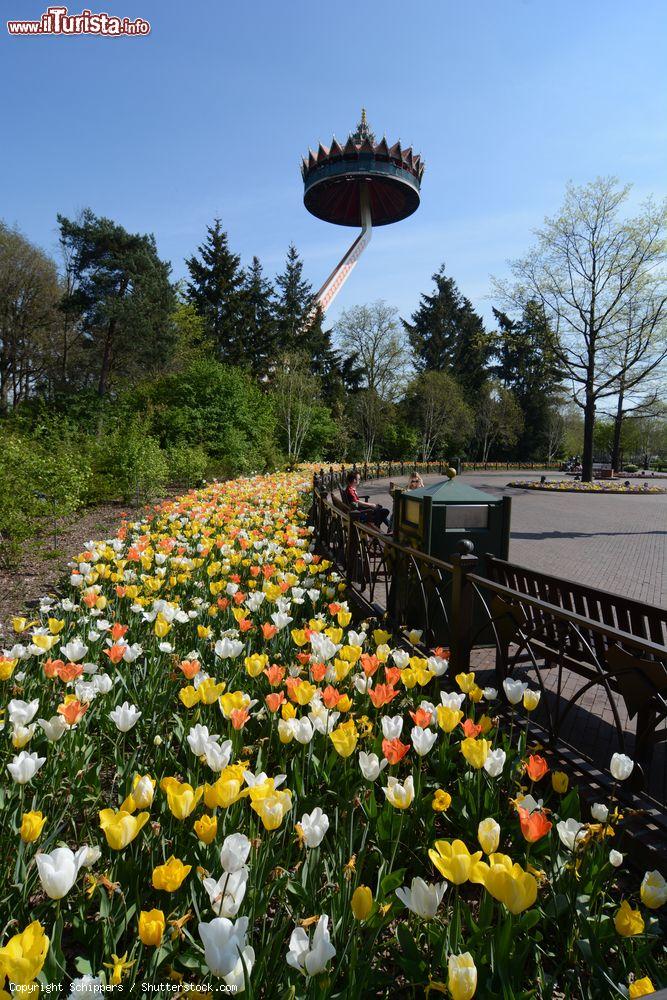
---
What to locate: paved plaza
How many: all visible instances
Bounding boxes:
[362,471,667,608]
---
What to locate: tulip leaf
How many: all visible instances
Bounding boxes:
[380,868,406,896]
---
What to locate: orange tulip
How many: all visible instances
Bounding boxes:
[238,619,253,633]
[369,684,399,708]
[518,806,552,843]
[56,662,83,682]
[382,738,410,765]
[410,707,433,728]
[104,644,126,665]
[322,685,341,709]
[461,718,482,738]
[111,623,128,642]
[178,660,201,679]
[265,692,286,713]
[384,667,401,686]
[57,699,89,726]
[44,658,63,679]
[525,755,549,782]
[264,664,285,686]
[261,623,278,640]
[360,654,380,677]
[230,708,250,730]
[310,662,327,682]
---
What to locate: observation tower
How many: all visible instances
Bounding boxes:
[301,110,424,313]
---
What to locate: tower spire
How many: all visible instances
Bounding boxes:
[350,108,375,145]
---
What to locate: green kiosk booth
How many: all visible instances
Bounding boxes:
[390,477,511,648]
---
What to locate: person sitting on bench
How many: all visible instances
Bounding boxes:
[344,471,390,529]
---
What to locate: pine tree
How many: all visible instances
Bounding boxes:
[185,220,245,365]
[274,244,314,352]
[492,300,565,458]
[239,256,276,379]
[403,265,492,394]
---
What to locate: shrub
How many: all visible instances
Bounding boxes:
[0,430,91,565]
[90,425,169,503]
[166,444,209,487]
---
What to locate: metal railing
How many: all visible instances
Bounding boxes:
[311,482,667,813]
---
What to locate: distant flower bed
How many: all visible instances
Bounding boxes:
[508,479,667,494]
[1,472,665,997]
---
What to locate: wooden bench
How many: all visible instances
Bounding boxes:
[484,554,667,788]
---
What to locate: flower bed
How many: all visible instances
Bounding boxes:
[508,479,667,494]
[1,472,665,998]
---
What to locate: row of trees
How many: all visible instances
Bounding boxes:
[1,177,665,480]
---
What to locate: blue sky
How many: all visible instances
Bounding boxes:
[2,0,666,328]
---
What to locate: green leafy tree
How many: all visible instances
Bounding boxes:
[474,381,524,461]
[404,370,474,460]
[186,219,245,366]
[58,209,176,396]
[403,265,493,394]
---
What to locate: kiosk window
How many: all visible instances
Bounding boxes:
[403,498,421,527]
[446,505,489,529]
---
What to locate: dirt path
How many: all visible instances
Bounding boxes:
[0,495,178,643]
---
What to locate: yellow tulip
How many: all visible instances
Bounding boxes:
[400,667,418,689]
[373,629,391,645]
[47,617,65,634]
[337,610,352,627]
[20,811,47,843]
[330,719,358,758]
[0,656,18,680]
[428,840,483,885]
[337,695,352,712]
[204,777,242,809]
[640,870,667,909]
[630,978,656,998]
[152,856,191,892]
[194,814,218,844]
[614,900,645,937]
[219,690,248,717]
[437,705,464,733]
[197,625,212,639]
[0,920,49,984]
[138,909,165,947]
[455,672,476,693]
[552,771,569,794]
[293,680,316,705]
[99,808,149,850]
[291,628,308,647]
[448,952,477,1000]
[281,702,296,721]
[351,885,373,920]
[477,818,500,855]
[523,689,541,712]
[161,778,203,820]
[468,685,484,703]
[472,853,538,914]
[245,653,268,677]
[432,789,452,813]
[178,685,200,708]
[251,789,292,831]
[333,657,353,682]
[32,634,57,651]
[198,677,225,705]
[460,738,491,769]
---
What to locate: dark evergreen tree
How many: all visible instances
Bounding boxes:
[403,264,493,394]
[492,300,565,458]
[274,243,314,351]
[58,209,176,396]
[239,256,276,380]
[185,220,245,365]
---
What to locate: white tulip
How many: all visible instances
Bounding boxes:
[7,750,46,784]
[641,870,667,908]
[609,850,623,867]
[214,638,244,659]
[591,803,609,823]
[358,751,388,782]
[381,715,403,740]
[203,868,249,917]
[298,807,329,848]
[354,673,372,694]
[187,724,217,756]
[396,877,447,919]
[610,753,634,781]
[11,724,36,748]
[36,846,89,899]
[60,639,88,662]
[204,740,233,772]
[411,725,438,756]
[109,701,141,732]
[391,649,410,669]
[556,818,587,852]
[38,716,68,742]
[483,748,506,778]
[440,691,466,710]
[8,698,40,727]
[427,655,448,676]
[68,974,104,997]
[220,833,252,873]
[483,687,498,701]
[286,915,336,977]
[199,916,252,981]
[293,718,315,745]
[503,678,528,705]
[270,612,292,631]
